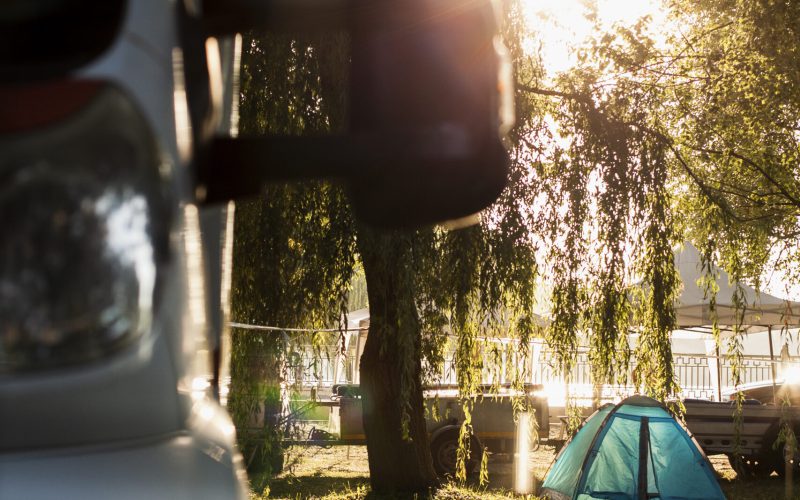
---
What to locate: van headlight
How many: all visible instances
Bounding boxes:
[0,81,170,373]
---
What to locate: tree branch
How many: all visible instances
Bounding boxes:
[516,84,589,102]
[695,146,800,209]
[626,122,754,224]
[517,83,796,229]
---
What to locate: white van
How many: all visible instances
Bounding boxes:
[0,1,248,498]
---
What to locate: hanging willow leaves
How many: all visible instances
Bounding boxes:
[634,141,680,400]
[229,31,357,490]
[518,0,800,410]
[230,3,545,491]
[227,0,800,492]
[662,0,800,468]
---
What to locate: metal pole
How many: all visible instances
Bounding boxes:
[786,442,793,500]
[353,328,363,384]
[716,344,722,402]
[769,325,778,404]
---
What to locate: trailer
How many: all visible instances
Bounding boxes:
[683,398,800,479]
[277,383,549,476]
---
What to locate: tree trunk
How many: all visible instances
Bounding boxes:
[357,228,438,493]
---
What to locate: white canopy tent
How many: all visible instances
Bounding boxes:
[671,242,800,400]
[674,242,800,329]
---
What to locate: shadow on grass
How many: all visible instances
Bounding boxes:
[266,475,539,500]
[268,475,370,499]
[267,472,793,500]
[719,474,799,500]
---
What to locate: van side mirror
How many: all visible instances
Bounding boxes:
[200,0,514,227]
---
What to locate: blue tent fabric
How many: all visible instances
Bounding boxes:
[542,396,726,500]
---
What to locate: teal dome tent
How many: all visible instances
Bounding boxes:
[542,395,725,500]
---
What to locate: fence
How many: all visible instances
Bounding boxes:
[282,338,799,406]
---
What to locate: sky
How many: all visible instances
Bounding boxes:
[522,0,669,75]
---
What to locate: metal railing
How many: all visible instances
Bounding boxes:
[280,341,799,404]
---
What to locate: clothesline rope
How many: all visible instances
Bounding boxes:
[228,322,366,333]
[228,322,536,344]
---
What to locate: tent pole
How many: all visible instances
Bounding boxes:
[769,325,777,403]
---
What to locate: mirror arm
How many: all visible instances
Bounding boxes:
[199,128,486,204]
[199,135,360,202]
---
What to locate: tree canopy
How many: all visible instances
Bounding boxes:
[228,32,357,490]
[229,0,800,493]
[516,0,800,402]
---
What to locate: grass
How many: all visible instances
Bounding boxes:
[710,455,800,499]
[718,477,795,499]
[255,445,800,499]
[263,476,369,499]
[262,480,540,500]
[258,445,543,499]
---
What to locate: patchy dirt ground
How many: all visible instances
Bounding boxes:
[268,443,550,499]
[265,425,798,499]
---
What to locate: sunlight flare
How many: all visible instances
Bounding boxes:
[522,0,668,74]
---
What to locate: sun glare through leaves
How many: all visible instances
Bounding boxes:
[522,0,668,75]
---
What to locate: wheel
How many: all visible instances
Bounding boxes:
[728,454,773,480]
[430,430,483,477]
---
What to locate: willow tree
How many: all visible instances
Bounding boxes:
[356,2,545,491]
[662,0,800,284]
[519,0,800,411]
[663,0,800,464]
[228,31,357,490]
[575,0,800,403]
[227,0,800,492]
[518,14,683,402]
[229,3,543,493]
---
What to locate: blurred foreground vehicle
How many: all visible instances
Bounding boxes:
[0,0,513,497]
[0,1,249,498]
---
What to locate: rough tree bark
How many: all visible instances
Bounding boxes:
[357,228,438,493]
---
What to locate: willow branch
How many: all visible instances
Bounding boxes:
[695,146,800,209]
[516,84,791,229]
[517,84,589,102]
